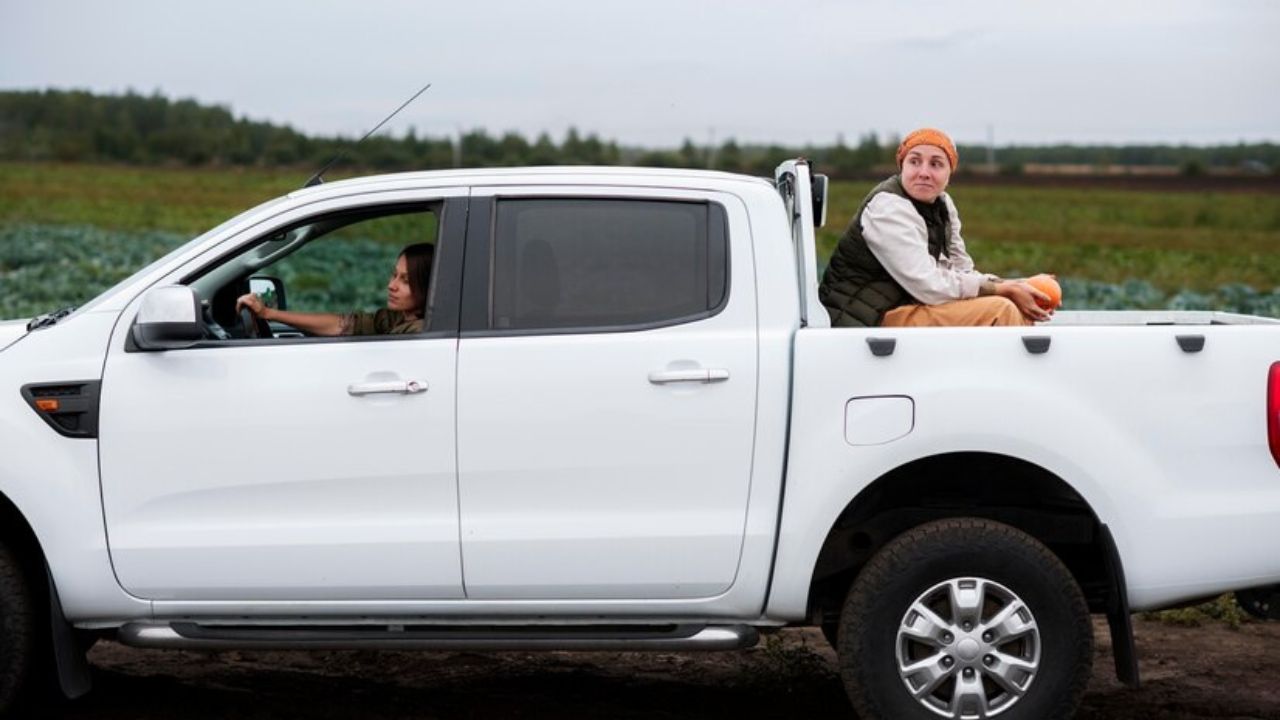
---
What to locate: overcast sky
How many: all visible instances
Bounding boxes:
[2,0,1277,147]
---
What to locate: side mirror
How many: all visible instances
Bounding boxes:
[811,174,829,229]
[249,276,287,311]
[131,286,203,351]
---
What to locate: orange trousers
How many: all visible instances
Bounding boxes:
[881,297,1032,327]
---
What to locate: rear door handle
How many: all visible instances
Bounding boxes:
[347,379,428,396]
[648,368,730,385]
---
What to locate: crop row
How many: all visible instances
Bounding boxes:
[2,223,1278,321]
[0,224,393,320]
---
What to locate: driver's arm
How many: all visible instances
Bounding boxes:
[235,293,345,337]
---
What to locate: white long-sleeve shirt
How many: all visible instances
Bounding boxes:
[861,191,993,305]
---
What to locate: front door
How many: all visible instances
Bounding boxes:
[99,193,467,601]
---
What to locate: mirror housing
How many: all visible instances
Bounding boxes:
[249,276,287,311]
[131,286,203,351]
[811,173,829,229]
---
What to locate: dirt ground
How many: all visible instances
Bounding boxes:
[39,618,1280,719]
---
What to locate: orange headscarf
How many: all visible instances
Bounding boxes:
[896,128,959,171]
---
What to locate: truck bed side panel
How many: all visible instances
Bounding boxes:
[769,324,1280,618]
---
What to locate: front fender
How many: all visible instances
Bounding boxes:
[0,310,151,622]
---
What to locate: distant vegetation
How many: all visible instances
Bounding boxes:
[3,89,1279,178]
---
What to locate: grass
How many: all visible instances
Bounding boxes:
[0,162,308,234]
[818,180,1280,293]
[1141,594,1252,630]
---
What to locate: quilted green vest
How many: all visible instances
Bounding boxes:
[818,175,952,327]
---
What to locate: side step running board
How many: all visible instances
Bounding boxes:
[118,621,759,652]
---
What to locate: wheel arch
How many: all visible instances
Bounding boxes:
[0,490,49,598]
[0,488,95,699]
[806,452,1115,625]
[800,450,1138,685]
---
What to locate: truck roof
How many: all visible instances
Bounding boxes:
[287,165,777,200]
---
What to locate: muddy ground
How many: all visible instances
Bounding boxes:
[40,618,1280,719]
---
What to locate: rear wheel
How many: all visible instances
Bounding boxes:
[0,542,37,714]
[821,621,840,649]
[837,518,1092,720]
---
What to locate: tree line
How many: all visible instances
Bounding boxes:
[2,89,1278,177]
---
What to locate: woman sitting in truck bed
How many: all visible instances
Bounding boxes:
[819,128,1051,327]
[236,243,434,336]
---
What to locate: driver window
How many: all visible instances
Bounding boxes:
[270,211,438,315]
[203,204,440,341]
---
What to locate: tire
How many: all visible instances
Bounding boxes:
[821,621,840,649]
[837,518,1092,720]
[0,543,37,715]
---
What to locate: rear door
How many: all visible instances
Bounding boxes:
[455,186,759,599]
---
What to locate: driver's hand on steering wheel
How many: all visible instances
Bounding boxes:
[235,293,270,320]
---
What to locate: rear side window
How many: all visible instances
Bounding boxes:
[491,198,728,332]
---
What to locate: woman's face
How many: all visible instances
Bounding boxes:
[386,254,418,314]
[900,144,952,203]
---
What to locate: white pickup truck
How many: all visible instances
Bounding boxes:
[1,160,1278,719]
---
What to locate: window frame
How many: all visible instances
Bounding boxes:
[459,193,731,338]
[146,194,468,350]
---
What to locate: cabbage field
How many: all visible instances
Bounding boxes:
[0,224,400,319]
[2,162,1278,320]
[5,222,1277,322]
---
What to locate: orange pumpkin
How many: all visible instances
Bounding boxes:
[1027,274,1062,310]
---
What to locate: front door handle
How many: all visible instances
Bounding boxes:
[347,379,428,396]
[648,368,730,385]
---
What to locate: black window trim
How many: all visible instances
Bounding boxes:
[459,194,732,338]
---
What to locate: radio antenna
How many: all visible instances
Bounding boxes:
[303,82,433,188]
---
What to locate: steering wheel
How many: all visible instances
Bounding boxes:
[239,306,271,339]
[202,301,230,341]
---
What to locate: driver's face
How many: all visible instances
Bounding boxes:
[387,255,417,314]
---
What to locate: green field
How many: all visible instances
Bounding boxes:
[0,162,302,233]
[2,162,1279,320]
[819,181,1280,292]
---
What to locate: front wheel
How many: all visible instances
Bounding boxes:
[838,518,1092,720]
[0,542,37,715]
